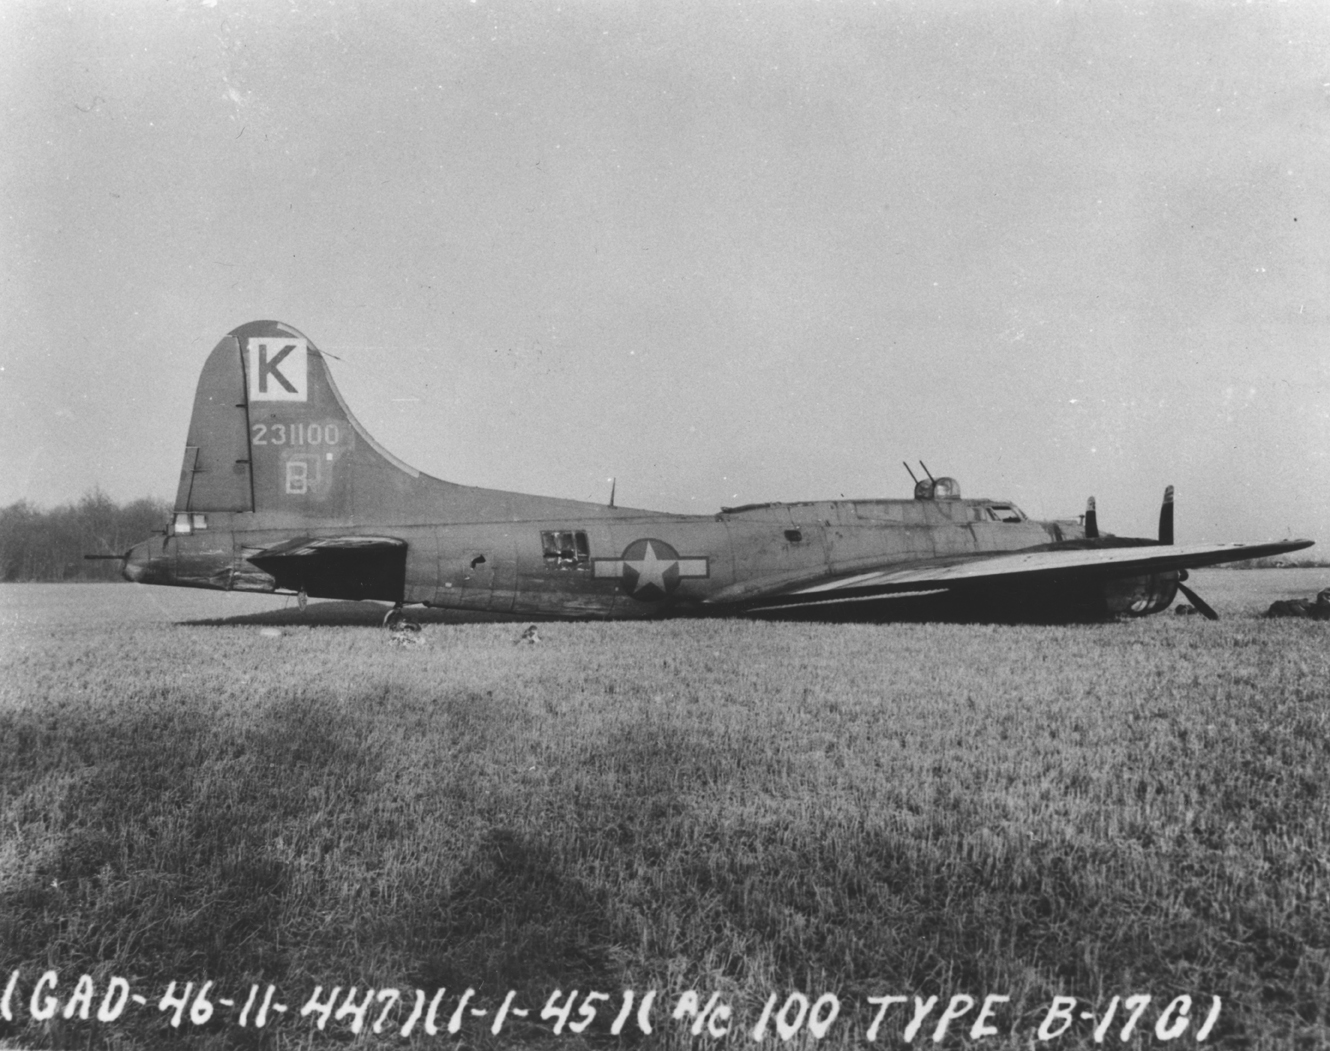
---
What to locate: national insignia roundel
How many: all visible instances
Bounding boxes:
[592,539,710,601]
[620,538,681,600]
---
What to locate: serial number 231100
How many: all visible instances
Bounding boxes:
[251,422,341,447]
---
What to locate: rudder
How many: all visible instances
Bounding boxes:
[175,333,252,512]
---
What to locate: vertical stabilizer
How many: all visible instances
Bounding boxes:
[176,321,423,522]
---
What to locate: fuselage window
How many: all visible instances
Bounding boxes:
[191,514,208,531]
[171,512,192,536]
[541,530,590,566]
[987,504,1025,523]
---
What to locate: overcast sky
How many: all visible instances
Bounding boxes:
[3,0,1327,545]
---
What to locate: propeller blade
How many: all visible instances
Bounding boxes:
[1084,496,1098,539]
[1159,484,1174,545]
[1177,582,1218,621]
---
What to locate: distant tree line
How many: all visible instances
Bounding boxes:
[1227,555,1329,570]
[0,492,170,582]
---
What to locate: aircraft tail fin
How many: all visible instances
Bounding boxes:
[1159,485,1174,545]
[175,320,420,518]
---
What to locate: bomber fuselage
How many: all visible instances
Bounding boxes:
[126,491,1087,619]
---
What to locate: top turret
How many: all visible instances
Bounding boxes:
[914,477,961,500]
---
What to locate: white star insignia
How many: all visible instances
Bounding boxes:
[625,541,675,594]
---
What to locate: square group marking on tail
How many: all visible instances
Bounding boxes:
[248,338,308,401]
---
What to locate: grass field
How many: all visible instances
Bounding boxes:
[1,571,1328,1048]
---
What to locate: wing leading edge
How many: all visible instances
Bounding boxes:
[731,538,1315,617]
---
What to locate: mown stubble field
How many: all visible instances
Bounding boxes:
[1,571,1328,1049]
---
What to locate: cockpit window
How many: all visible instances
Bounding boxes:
[986,504,1025,523]
[541,530,590,566]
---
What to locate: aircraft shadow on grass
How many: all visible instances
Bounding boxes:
[181,601,505,628]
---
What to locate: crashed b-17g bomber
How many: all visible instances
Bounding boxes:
[115,320,1312,622]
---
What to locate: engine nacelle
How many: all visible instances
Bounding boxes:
[1102,571,1180,617]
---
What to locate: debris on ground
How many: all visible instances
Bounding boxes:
[1265,588,1330,620]
[516,625,541,645]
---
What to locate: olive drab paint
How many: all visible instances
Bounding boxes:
[124,320,1314,622]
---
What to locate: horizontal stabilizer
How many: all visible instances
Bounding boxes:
[246,535,407,602]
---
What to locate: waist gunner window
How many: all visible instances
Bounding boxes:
[541,530,590,567]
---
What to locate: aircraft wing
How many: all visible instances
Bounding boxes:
[727,538,1315,615]
[246,535,408,601]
